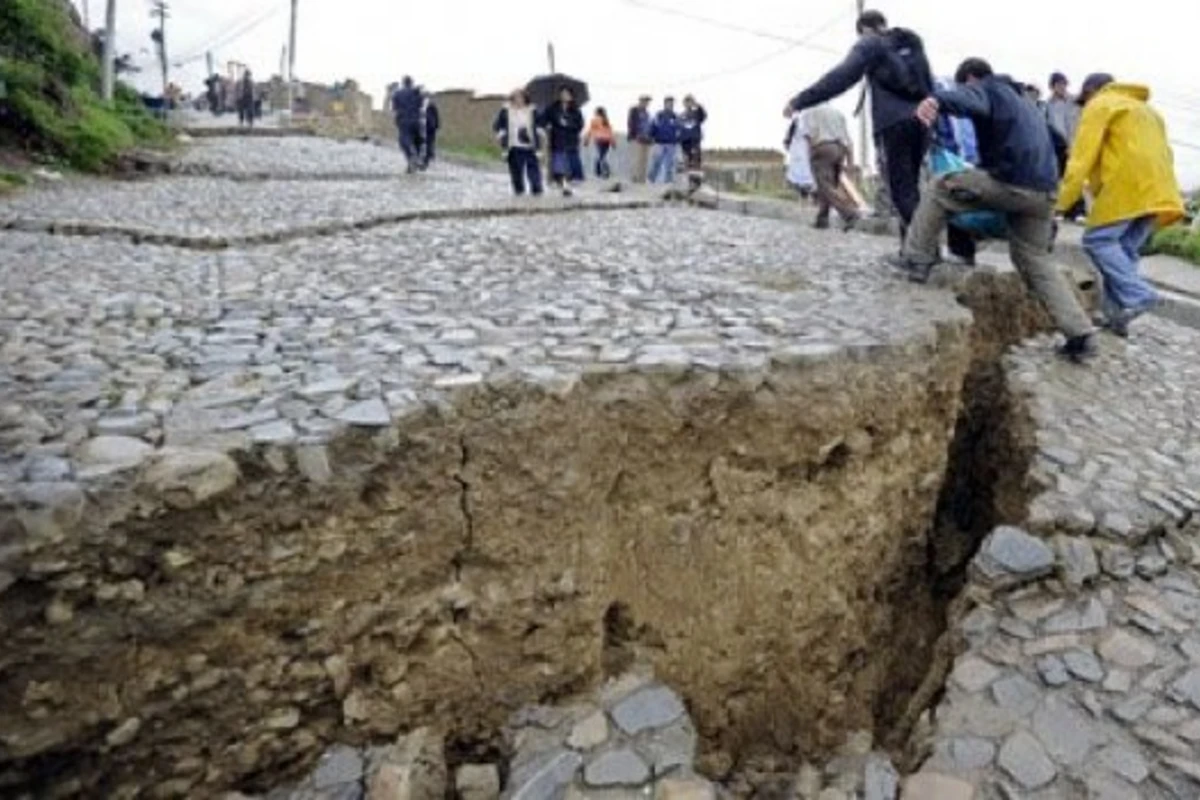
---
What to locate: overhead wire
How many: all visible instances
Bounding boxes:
[595,6,850,91]
[173,2,285,67]
[619,0,841,54]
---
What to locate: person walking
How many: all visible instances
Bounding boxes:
[627,96,653,184]
[784,111,815,200]
[237,70,256,128]
[679,95,707,190]
[584,107,616,179]
[785,10,934,242]
[391,76,425,173]
[894,58,1098,363]
[1046,72,1085,220]
[423,92,441,166]
[539,86,586,196]
[1058,73,1185,338]
[802,104,860,230]
[494,89,544,197]
[648,96,681,184]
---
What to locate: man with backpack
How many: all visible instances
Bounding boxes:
[785,10,934,242]
[391,76,424,174]
[893,58,1098,364]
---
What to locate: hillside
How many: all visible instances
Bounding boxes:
[0,0,165,173]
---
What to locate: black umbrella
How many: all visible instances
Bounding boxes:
[526,73,589,109]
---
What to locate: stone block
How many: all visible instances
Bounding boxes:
[456,764,501,800]
[654,778,716,800]
[583,749,650,788]
[900,773,975,800]
[609,687,686,736]
[973,526,1055,587]
[366,728,445,800]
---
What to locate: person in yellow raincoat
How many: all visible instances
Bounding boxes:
[1057,73,1186,338]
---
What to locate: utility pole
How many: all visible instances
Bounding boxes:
[286,0,298,119]
[101,0,117,101]
[547,42,556,73]
[150,1,169,98]
[855,0,869,177]
[82,0,90,31]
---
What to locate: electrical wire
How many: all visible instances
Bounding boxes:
[595,7,850,91]
[620,0,842,54]
[173,3,285,67]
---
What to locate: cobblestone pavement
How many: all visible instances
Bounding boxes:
[912,321,1200,799]
[7,136,1200,800]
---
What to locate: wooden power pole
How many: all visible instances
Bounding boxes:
[150,1,169,98]
[286,0,298,117]
[101,0,117,101]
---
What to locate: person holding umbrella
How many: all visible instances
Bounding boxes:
[538,86,586,197]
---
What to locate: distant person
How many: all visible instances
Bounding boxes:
[648,96,681,184]
[895,58,1098,363]
[539,86,585,196]
[1046,72,1085,220]
[785,10,934,242]
[423,92,440,165]
[1059,73,1185,338]
[494,89,543,197]
[802,104,860,230]
[627,95,653,183]
[584,107,616,179]
[679,95,708,190]
[391,76,425,173]
[784,111,815,199]
[237,70,256,128]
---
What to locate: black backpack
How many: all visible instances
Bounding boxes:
[871,28,934,101]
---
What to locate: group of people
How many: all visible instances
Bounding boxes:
[203,71,261,126]
[786,9,1185,364]
[491,87,709,197]
[389,77,441,174]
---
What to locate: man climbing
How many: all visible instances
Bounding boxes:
[785,10,934,243]
[391,76,424,173]
[892,58,1098,364]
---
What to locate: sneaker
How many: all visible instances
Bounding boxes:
[812,220,831,231]
[1107,302,1156,339]
[884,254,938,284]
[562,187,573,198]
[1059,333,1098,364]
[841,215,860,233]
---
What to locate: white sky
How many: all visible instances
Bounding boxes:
[81,0,1200,187]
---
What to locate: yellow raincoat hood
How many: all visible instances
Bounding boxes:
[1057,83,1185,229]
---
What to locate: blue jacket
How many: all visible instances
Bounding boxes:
[790,30,933,135]
[679,105,707,145]
[650,110,680,145]
[933,76,1059,192]
[425,101,440,134]
[391,86,423,126]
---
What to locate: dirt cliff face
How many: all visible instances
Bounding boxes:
[0,262,1067,798]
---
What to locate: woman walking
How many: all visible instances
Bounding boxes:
[539,86,586,196]
[493,89,544,197]
[584,107,616,179]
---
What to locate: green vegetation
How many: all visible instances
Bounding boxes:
[0,0,167,172]
[1146,224,1200,267]
[444,143,504,165]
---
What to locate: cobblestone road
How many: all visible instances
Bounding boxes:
[5,136,1200,800]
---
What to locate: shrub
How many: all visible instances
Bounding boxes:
[1146,225,1200,267]
[0,0,164,170]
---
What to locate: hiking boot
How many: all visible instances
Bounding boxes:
[1107,302,1157,338]
[812,219,831,231]
[1059,333,1098,364]
[841,214,860,233]
[884,254,938,284]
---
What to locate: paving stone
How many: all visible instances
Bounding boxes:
[1168,667,1200,709]
[1062,649,1105,683]
[1092,744,1149,784]
[77,435,153,467]
[1035,655,1070,687]
[1054,535,1099,586]
[456,764,501,800]
[997,730,1057,790]
[566,712,609,751]
[1031,696,1108,766]
[862,754,899,800]
[899,774,974,800]
[609,686,686,735]
[1113,693,1156,723]
[990,673,1042,716]
[1102,669,1133,694]
[582,749,650,788]
[1099,629,1159,669]
[313,745,364,790]
[336,399,391,427]
[951,656,1002,693]
[975,527,1055,585]
[946,737,996,771]
[1042,598,1107,634]
[507,749,583,800]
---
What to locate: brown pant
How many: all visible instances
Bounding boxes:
[809,142,859,225]
[904,169,1093,338]
[631,141,651,184]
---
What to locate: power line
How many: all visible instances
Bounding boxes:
[620,0,842,54]
[173,3,284,67]
[596,7,849,91]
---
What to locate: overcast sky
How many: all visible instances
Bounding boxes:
[86,0,1200,187]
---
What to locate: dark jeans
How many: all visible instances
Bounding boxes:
[425,131,437,163]
[398,122,422,170]
[595,142,612,178]
[876,118,929,235]
[507,148,543,195]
